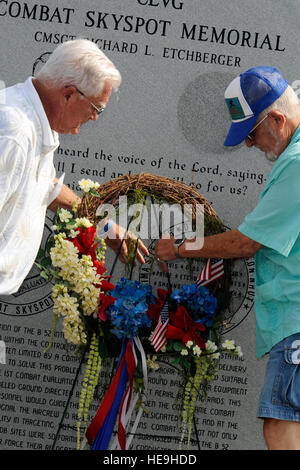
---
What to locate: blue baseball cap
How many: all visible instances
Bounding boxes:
[224,66,288,146]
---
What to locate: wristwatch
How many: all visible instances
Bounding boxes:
[173,238,185,258]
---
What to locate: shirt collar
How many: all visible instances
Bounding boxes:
[289,123,300,145]
[265,124,300,186]
[22,77,59,151]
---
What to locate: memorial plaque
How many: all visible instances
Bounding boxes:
[0,0,298,451]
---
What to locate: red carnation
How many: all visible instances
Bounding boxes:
[98,293,116,321]
[69,226,99,262]
[166,306,206,349]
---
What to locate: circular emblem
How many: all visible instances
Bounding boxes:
[0,215,54,317]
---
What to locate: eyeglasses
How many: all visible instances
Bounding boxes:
[65,85,105,115]
[246,114,269,141]
[77,89,105,115]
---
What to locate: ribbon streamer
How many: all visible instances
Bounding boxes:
[109,337,148,450]
[86,339,129,449]
[116,339,137,450]
[86,336,147,450]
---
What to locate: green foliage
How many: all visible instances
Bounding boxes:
[77,333,102,450]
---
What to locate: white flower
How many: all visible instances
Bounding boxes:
[50,236,103,319]
[78,179,100,193]
[74,217,93,229]
[212,352,221,360]
[71,229,80,238]
[205,340,218,352]
[58,208,73,223]
[193,345,202,357]
[53,290,88,346]
[47,211,108,347]
[222,339,236,351]
[68,229,80,238]
[147,355,160,371]
[235,345,243,358]
[52,284,67,299]
[180,349,188,356]
[185,340,193,349]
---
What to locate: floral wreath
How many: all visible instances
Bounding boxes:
[37,174,242,451]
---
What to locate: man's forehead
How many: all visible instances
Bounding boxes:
[93,82,112,104]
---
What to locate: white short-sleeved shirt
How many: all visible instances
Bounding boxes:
[0,77,64,294]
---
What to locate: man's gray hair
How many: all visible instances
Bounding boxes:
[35,39,122,96]
[259,85,300,120]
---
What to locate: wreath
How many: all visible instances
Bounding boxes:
[37,173,242,451]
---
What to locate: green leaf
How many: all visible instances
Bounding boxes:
[45,237,55,252]
[89,188,101,197]
[171,357,180,365]
[181,358,191,370]
[98,337,108,359]
[40,271,49,280]
[66,219,77,226]
[41,257,52,267]
[36,248,45,260]
[49,269,62,280]
[173,341,184,352]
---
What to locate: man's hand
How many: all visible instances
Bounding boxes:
[155,229,262,262]
[48,181,82,212]
[155,237,177,261]
[105,222,149,264]
[154,237,179,274]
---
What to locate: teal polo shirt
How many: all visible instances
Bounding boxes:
[238,125,300,357]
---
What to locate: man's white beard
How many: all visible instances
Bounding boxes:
[265,151,278,162]
[264,128,282,162]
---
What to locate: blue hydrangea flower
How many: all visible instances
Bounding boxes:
[108,278,154,338]
[171,283,218,327]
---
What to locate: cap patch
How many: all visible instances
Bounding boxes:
[225,97,245,121]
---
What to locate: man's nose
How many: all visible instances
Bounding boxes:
[89,112,99,121]
[245,137,255,148]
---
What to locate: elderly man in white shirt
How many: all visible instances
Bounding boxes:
[0,39,148,295]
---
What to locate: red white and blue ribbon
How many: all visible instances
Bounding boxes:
[86,336,147,450]
[196,258,224,287]
[110,337,147,450]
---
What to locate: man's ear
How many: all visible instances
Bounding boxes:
[61,85,77,103]
[268,110,286,130]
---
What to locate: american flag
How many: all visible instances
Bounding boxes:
[150,300,169,352]
[196,258,224,287]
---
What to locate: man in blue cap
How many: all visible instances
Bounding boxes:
[155,66,300,449]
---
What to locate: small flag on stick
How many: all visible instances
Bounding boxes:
[196,258,224,287]
[150,301,169,352]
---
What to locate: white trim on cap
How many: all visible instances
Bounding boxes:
[224,76,254,123]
